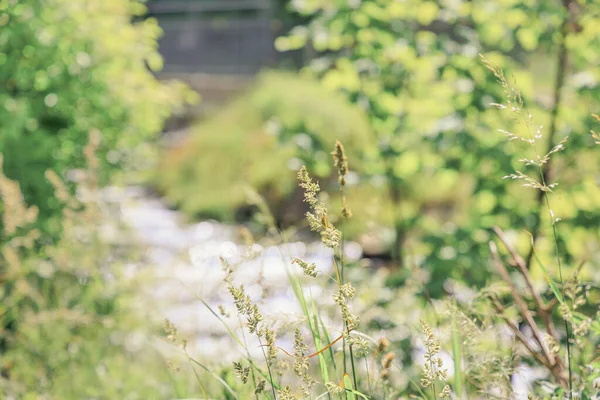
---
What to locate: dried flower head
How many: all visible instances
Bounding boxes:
[233,361,250,384]
[297,165,341,248]
[332,140,349,185]
[481,54,568,197]
[255,379,266,394]
[227,283,264,335]
[334,284,358,331]
[0,155,39,237]
[325,381,344,394]
[420,319,448,389]
[262,327,277,365]
[278,385,297,400]
[377,337,390,353]
[292,328,314,388]
[439,384,451,398]
[382,352,395,369]
[591,114,600,144]
[331,141,353,218]
[293,257,318,278]
[348,335,371,358]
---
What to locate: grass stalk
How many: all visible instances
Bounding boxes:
[257,335,278,400]
[542,189,573,397]
[237,315,259,399]
[524,0,570,271]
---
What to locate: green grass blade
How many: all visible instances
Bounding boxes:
[312,297,332,389]
[187,357,238,400]
[527,231,565,304]
[343,373,356,400]
[451,303,464,398]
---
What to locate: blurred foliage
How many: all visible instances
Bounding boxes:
[157,71,396,237]
[0,1,195,397]
[272,0,600,292]
[158,0,600,293]
[0,0,191,239]
[0,137,191,398]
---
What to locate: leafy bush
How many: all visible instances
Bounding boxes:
[0,0,189,238]
[157,71,383,235]
[276,0,600,290]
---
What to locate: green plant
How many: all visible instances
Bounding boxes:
[0,0,190,239]
[157,71,381,237]
[0,133,192,398]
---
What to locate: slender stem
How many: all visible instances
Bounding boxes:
[365,357,371,393]
[238,316,260,400]
[543,191,573,397]
[257,336,278,400]
[489,241,556,366]
[389,182,405,267]
[339,230,359,390]
[525,0,570,270]
[349,341,358,391]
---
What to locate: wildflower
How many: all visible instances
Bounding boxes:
[380,368,390,381]
[0,155,39,237]
[297,166,321,208]
[481,54,568,195]
[275,359,290,376]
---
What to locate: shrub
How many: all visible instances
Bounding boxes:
[0,0,189,238]
[157,71,383,236]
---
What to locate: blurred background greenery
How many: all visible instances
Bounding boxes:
[156,0,600,292]
[1,0,599,398]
